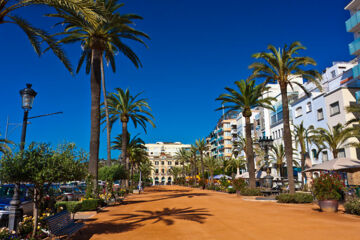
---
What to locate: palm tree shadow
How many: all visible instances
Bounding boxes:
[117,207,212,225]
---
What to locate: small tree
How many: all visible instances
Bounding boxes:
[0,143,87,237]
[98,164,126,201]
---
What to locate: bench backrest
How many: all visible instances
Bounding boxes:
[45,211,72,234]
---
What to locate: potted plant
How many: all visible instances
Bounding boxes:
[312,173,344,212]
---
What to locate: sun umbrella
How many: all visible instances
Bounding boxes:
[303,158,360,173]
[213,174,231,180]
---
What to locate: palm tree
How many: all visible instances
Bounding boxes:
[0,134,13,154]
[250,41,322,193]
[293,122,313,187]
[169,167,182,184]
[107,88,155,184]
[0,0,104,73]
[175,148,190,177]
[204,157,221,185]
[312,124,354,159]
[189,145,198,179]
[195,138,207,188]
[216,78,275,188]
[225,157,246,178]
[50,0,149,191]
[270,143,286,178]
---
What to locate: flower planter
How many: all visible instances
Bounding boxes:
[318,200,339,212]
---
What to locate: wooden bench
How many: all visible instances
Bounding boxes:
[44,210,84,239]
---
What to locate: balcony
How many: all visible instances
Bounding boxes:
[231,129,237,134]
[346,11,360,32]
[349,38,360,55]
[352,64,360,79]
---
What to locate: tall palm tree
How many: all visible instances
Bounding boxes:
[293,122,313,187]
[189,145,198,178]
[50,0,149,191]
[195,138,207,188]
[216,78,275,188]
[204,156,220,185]
[0,0,104,73]
[270,143,286,178]
[175,148,190,177]
[312,124,353,159]
[249,41,322,193]
[106,88,155,183]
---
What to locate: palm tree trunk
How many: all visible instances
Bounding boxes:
[245,116,256,188]
[121,120,128,187]
[301,149,306,189]
[200,153,205,189]
[280,89,295,194]
[89,48,101,194]
[100,58,112,166]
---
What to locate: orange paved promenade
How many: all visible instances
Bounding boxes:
[73,185,360,240]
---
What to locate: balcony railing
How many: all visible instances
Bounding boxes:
[346,11,360,32]
[349,38,360,55]
[353,64,360,79]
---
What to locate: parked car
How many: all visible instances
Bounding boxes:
[60,186,83,201]
[0,184,33,227]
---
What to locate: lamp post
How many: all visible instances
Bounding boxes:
[258,136,274,189]
[8,84,37,231]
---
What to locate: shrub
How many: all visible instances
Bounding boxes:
[214,185,221,191]
[55,201,82,218]
[206,184,215,190]
[276,193,313,203]
[80,199,99,211]
[240,187,262,196]
[227,187,236,194]
[344,199,360,215]
[232,178,247,191]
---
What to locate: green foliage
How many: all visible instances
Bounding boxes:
[80,199,99,211]
[219,177,230,191]
[227,187,236,194]
[344,199,360,215]
[276,193,313,203]
[55,201,82,215]
[98,164,126,182]
[85,174,96,199]
[312,173,344,201]
[240,187,262,196]
[232,178,248,191]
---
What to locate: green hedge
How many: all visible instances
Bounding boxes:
[276,193,313,203]
[240,187,262,196]
[55,201,82,214]
[345,199,360,215]
[80,199,99,211]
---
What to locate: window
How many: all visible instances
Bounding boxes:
[161,161,164,165]
[330,102,340,116]
[155,169,159,174]
[317,108,324,121]
[322,151,328,161]
[175,161,179,165]
[278,130,281,138]
[151,152,153,155]
[312,149,317,159]
[338,149,346,158]
[306,102,312,112]
[155,161,159,165]
[295,107,303,118]
[168,161,172,165]
[331,70,336,78]
[161,169,165,174]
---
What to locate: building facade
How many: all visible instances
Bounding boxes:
[146,142,191,185]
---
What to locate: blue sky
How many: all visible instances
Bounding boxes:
[0,0,354,159]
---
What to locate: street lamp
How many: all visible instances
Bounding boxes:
[258,136,274,188]
[8,84,37,231]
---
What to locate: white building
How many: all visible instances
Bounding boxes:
[146,142,191,185]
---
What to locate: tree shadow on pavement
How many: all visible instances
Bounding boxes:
[121,192,208,206]
[72,221,143,240]
[72,207,212,239]
[115,207,212,225]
